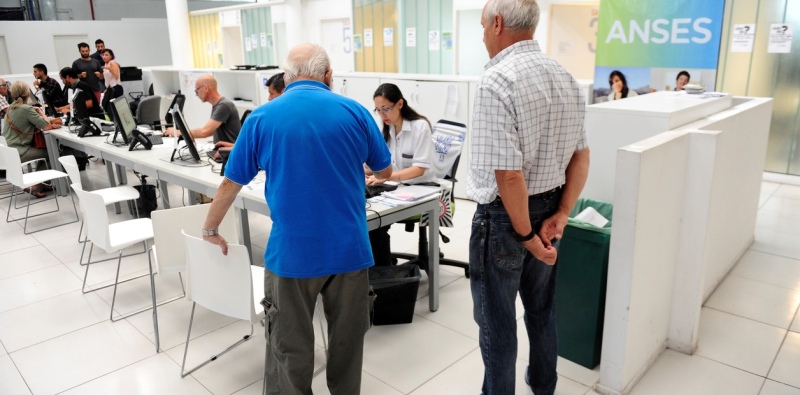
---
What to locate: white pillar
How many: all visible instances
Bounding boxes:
[165,0,194,68]
[283,0,306,49]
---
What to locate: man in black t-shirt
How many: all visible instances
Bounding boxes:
[90,39,105,65]
[71,42,103,104]
[55,67,103,119]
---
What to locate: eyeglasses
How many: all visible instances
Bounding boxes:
[373,105,395,115]
[194,85,208,94]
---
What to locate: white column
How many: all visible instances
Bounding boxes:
[283,0,306,49]
[165,0,194,68]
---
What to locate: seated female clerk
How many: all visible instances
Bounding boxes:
[366,83,434,266]
[1,81,62,198]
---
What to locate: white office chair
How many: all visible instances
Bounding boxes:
[149,204,238,352]
[58,155,142,264]
[1,145,78,234]
[180,231,265,377]
[72,185,154,321]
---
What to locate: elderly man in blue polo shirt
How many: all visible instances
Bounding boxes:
[201,43,392,395]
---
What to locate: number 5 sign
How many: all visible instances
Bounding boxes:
[343,25,353,54]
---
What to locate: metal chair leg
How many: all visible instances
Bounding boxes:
[180,302,255,378]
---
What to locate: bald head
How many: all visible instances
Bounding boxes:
[196,74,218,91]
[194,74,221,104]
[283,43,332,85]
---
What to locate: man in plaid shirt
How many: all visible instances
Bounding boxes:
[467,0,590,393]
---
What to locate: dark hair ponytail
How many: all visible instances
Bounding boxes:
[609,70,630,98]
[373,83,430,142]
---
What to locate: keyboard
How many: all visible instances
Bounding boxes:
[366,183,398,198]
[148,134,164,145]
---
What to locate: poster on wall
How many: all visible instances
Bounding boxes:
[593,0,725,102]
[768,23,793,53]
[442,32,453,50]
[260,32,267,48]
[245,37,252,52]
[354,34,363,52]
[429,30,441,51]
[251,34,258,48]
[548,3,599,80]
[731,24,756,53]
[406,27,417,47]
[383,27,394,47]
[364,29,373,47]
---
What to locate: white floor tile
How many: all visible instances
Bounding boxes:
[629,350,764,395]
[705,275,800,328]
[413,277,478,340]
[125,297,239,352]
[761,380,800,395]
[756,211,800,236]
[59,353,212,395]
[416,266,461,300]
[768,331,800,388]
[163,320,266,395]
[0,225,41,255]
[696,308,786,376]
[774,184,800,201]
[556,357,601,388]
[361,317,477,394]
[752,228,800,261]
[0,290,110,353]
[10,320,155,395]
[311,370,404,395]
[792,309,800,333]
[732,250,800,291]
[31,217,83,245]
[0,245,62,280]
[0,265,82,313]
[760,182,781,207]
[760,196,800,216]
[0,354,31,395]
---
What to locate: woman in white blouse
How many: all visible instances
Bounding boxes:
[366,83,434,266]
[366,83,434,185]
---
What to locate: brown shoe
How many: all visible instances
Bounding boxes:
[23,187,47,199]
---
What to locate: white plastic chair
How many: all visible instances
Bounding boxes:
[1,145,78,234]
[180,230,265,378]
[149,204,238,352]
[59,155,142,265]
[0,135,49,175]
[72,184,154,321]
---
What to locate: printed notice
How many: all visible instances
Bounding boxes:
[442,31,453,50]
[364,29,374,47]
[383,27,394,46]
[768,23,792,53]
[354,34,363,52]
[260,32,267,48]
[731,24,755,53]
[406,27,416,47]
[429,30,441,51]
[245,36,252,52]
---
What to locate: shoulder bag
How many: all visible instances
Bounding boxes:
[5,114,47,149]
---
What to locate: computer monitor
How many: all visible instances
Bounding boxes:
[71,88,89,121]
[170,105,201,162]
[109,96,136,144]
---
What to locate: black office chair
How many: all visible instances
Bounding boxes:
[391,120,469,278]
[240,109,252,124]
[163,91,186,129]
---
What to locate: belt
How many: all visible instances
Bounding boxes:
[495,185,563,203]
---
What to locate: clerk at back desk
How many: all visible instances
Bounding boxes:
[163,75,241,160]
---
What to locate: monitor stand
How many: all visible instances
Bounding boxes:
[166,136,206,167]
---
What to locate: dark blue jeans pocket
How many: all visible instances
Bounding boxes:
[489,219,526,270]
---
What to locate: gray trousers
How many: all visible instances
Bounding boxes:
[263,267,370,395]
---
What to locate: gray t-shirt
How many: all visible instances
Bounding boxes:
[210,97,241,144]
[72,57,103,92]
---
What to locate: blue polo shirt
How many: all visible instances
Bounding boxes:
[224,79,391,278]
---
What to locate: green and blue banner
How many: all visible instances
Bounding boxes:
[593,0,725,102]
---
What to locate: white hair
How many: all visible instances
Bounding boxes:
[283,43,331,83]
[484,0,540,34]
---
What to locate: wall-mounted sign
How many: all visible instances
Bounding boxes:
[442,31,453,50]
[364,29,373,47]
[768,23,793,53]
[354,34,363,52]
[260,32,267,48]
[429,30,440,51]
[731,24,756,53]
[383,27,394,47]
[406,27,417,47]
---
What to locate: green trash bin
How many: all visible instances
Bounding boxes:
[555,198,612,369]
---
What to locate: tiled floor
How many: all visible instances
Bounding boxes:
[0,162,799,394]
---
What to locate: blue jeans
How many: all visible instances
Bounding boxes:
[470,191,562,395]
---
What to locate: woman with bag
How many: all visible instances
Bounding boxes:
[1,81,62,198]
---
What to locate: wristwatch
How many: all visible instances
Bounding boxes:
[202,229,219,237]
[514,229,536,243]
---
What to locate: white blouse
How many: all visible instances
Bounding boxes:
[386,118,434,184]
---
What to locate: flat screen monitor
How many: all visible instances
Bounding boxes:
[171,105,201,162]
[109,96,136,144]
[71,88,89,121]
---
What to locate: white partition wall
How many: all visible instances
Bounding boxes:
[596,97,773,395]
